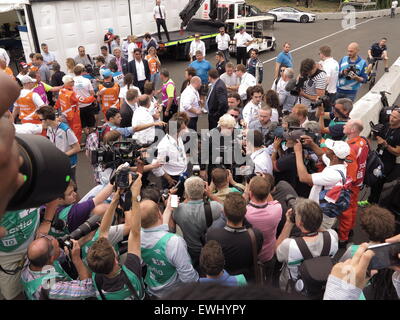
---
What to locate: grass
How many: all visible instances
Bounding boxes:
[248,0,342,12]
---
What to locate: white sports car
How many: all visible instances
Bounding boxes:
[267,7,316,23]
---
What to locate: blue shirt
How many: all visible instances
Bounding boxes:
[337,55,368,94]
[199,270,247,286]
[189,59,212,84]
[276,51,293,68]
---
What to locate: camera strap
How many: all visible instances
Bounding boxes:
[94,268,140,300]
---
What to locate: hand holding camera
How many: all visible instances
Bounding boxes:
[286,208,296,225]
[273,137,282,151]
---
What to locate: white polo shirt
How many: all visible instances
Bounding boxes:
[238,72,256,100]
[189,40,206,57]
[242,100,261,125]
[132,106,155,145]
[216,33,231,51]
[234,32,253,47]
[153,134,187,177]
[320,57,339,94]
[180,85,201,118]
[251,148,273,175]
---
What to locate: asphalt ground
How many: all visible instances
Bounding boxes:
[76,16,400,247]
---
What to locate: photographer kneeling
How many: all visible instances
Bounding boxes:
[209,168,245,203]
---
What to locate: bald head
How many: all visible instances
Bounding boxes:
[138,95,150,108]
[140,200,161,228]
[344,119,363,137]
[190,76,202,90]
[348,42,360,58]
[27,238,53,268]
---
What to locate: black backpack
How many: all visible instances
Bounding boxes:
[361,137,385,187]
[293,231,333,299]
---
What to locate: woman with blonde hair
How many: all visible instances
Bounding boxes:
[145,46,161,87]
[65,58,76,76]
[127,35,138,62]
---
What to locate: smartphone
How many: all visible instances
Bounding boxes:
[170,195,179,208]
[367,242,400,270]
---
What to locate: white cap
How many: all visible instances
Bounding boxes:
[324,139,350,160]
[62,75,74,84]
[20,75,37,84]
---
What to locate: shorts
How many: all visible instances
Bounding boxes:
[79,103,97,128]
[0,252,26,300]
[200,84,209,97]
[367,56,381,64]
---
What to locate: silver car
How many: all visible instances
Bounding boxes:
[267,7,316,23]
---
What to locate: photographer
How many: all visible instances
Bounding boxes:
[87,174,145,300]
[275,198,338,292]
[272,130,312,198]
[297,58,327,120]
[140,197,199,298]
[317,98,352,141]
[337,42,368,102]
[368,109,400,204]
[21,202,95,300]
[209,168,245,203]
[294,138,350,229]
[171,177,223,270]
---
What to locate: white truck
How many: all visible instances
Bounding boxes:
[1,0,274,68]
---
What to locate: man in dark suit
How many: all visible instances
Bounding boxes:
[127,48,151,93]
[205,68,228,129]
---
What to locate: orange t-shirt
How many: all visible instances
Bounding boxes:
[2,67,15,79]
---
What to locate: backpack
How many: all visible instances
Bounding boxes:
[319,169,352,218]
[293,231,333,299]
[361,137,385,187]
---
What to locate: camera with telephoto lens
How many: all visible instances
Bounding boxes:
[58,215,102,251]
[345,65,359,80]
[286,195,297,223]
[310,95,331,110]
[370,121,385,138]
[7,134,72,211]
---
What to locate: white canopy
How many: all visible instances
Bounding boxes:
[0,0,29,13]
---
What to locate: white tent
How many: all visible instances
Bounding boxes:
[0,0,29,13]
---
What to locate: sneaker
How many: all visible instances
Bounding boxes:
[358,200,370,207]
[385,67,389,72]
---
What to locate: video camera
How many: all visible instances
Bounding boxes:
[7,134,72,211]
[345,65,359,80]
[264,123,285,147]
[58,215,101,251]
[91,140,149,169]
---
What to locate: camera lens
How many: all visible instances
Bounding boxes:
[6,134,72,210]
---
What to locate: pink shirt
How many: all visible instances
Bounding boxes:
[246,200,282,262]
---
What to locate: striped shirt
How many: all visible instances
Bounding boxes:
[299,70,327,109]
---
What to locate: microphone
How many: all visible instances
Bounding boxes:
[173,172,189,190]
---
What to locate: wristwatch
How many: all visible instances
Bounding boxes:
[133,195,141,202]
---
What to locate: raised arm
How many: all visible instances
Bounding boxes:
[98,189,121,238]
[128,173,143,257]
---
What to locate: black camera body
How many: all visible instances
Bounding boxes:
[115,167,138,189]
[264,125,285,147]
[286,195,297,223]
[310,95,331,110]
[370,121,385,138]
[345,65,359,80]
[290,77,306,96]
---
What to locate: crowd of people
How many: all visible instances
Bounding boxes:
[0,20,399,301]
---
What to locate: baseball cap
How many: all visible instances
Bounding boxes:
[108,28,114,33]
[20,62,29,69]
[102,69,113,78]
[283,129,304,141]
[324,139,350,160]
[62,75,74,84]
[239,26,245,30]
[20,75,37,84]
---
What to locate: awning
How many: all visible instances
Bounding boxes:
[0,0,29,13]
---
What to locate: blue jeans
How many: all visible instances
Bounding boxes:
[151,72,160,87]
[335,91,357,102]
